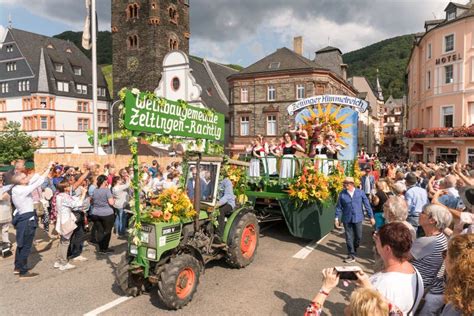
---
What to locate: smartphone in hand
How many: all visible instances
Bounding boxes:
[334,266,361,280]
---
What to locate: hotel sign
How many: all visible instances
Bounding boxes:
[124,90,225,141]
[287,95,368,115]
[435,53,462,65]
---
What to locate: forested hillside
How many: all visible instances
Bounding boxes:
[343,34,415,99]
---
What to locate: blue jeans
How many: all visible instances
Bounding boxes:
[114,208,127,236]
[14,215,37,275]
[343,221,363,257]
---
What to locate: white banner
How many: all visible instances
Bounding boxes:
[287,95,369,115]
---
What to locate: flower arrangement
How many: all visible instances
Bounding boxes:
[143,187,196,223]
[352,161,362,188]
[327,164,345,202]
[288,164,330,204]
[405,126,474,138]
[222,164,249,204]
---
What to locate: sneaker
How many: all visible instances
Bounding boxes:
[343,256,356,263]
[59,263,76,271]
[72,255,88,262]
[53,262,62,268]
[13,268,20,275]
[98,248,114,255]
[19,272,39,279]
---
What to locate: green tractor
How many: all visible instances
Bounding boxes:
[116,155,259,309]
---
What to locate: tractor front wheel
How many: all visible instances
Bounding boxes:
[158,254,201,310]
[226,212,259,268]
[116,254,142,297]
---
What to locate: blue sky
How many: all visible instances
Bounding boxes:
[0,0,450,66]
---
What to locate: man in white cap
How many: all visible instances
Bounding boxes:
[335,177,375,263]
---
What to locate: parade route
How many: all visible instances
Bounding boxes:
[0,222,375,316]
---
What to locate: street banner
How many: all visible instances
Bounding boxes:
[288,95,368,115]
[124,90,225,141]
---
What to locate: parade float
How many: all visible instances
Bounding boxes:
[244,95,367,240]
[116,88,259,310]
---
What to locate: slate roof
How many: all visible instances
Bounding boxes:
[189,57,237,116]
[1,28,109,100]
[316,46,342,54]
[232,47,323,76]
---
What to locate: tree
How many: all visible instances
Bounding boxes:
[0,122,41,164]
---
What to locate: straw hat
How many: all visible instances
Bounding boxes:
[343,177,355,184]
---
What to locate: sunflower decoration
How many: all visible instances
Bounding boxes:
[144,187,196,223]
[299,103,353,149]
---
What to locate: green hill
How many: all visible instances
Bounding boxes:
[53,31,112,65]
[343,34,415,99]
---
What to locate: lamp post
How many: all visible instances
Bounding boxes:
[110,99,123,155]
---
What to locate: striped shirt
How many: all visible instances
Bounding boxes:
[410,233,448,290]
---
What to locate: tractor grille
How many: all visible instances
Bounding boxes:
[166,232,180,243]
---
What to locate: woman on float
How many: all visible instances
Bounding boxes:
[280,131,305,179]
[295,123,309,154]
[310,135,329,175]
[267,139,280,176]
[249,137,266,177]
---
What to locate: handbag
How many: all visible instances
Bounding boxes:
[60,212,77,237]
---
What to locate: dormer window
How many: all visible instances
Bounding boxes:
[6,45,13,53]
[55,63,63,73]
[47,44,54,49]
[73,66,82,76]
[447,10,456,21]
[268,62,280,69]
[6,62,16,72]
[66,48,72,53]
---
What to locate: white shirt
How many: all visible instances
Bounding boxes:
[370,270,424,316]
[347,188,355,198]
[12,174,45,216]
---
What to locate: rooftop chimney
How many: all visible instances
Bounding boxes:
[293,36,303,56]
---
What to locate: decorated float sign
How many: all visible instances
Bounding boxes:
[287,95,368,116]
[124,90,225,141]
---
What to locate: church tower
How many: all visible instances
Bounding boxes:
[111,0,190,97]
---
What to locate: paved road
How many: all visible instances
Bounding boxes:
[0,221,375,315]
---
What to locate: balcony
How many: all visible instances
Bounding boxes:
[405,126,474,139]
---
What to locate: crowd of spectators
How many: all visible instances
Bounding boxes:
[308,161,473,316]
[0,159,182,278]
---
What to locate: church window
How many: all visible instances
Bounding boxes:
[128,35,139,50]
[168,6,178,23]
[168,37,179,50]
[126,3,139,20]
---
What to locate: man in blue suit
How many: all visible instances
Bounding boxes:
[335,177,375,263]
[361,167,375,198]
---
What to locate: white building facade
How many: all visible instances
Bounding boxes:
[0,27,110,153]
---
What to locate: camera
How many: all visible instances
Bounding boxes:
[334,266,361,280]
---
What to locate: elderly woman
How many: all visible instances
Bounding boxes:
[410,203,452,315]
[357,222,424,315]
[383,196,416,240]
[440,234,474,316]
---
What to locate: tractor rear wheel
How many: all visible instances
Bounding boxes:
[226,212,259,268]
[158,254,201,310]
[116,254,142,297]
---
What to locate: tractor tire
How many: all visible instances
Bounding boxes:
[116,254,142,297]
[157,254,201,310]
[226,212,259,268]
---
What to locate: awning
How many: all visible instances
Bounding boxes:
[410,143,423,154]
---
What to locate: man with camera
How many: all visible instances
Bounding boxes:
[335,177,375,263]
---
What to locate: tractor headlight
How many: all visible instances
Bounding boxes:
[130,245,138,255]
[147,248,156,260]
[140,232,150,244]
